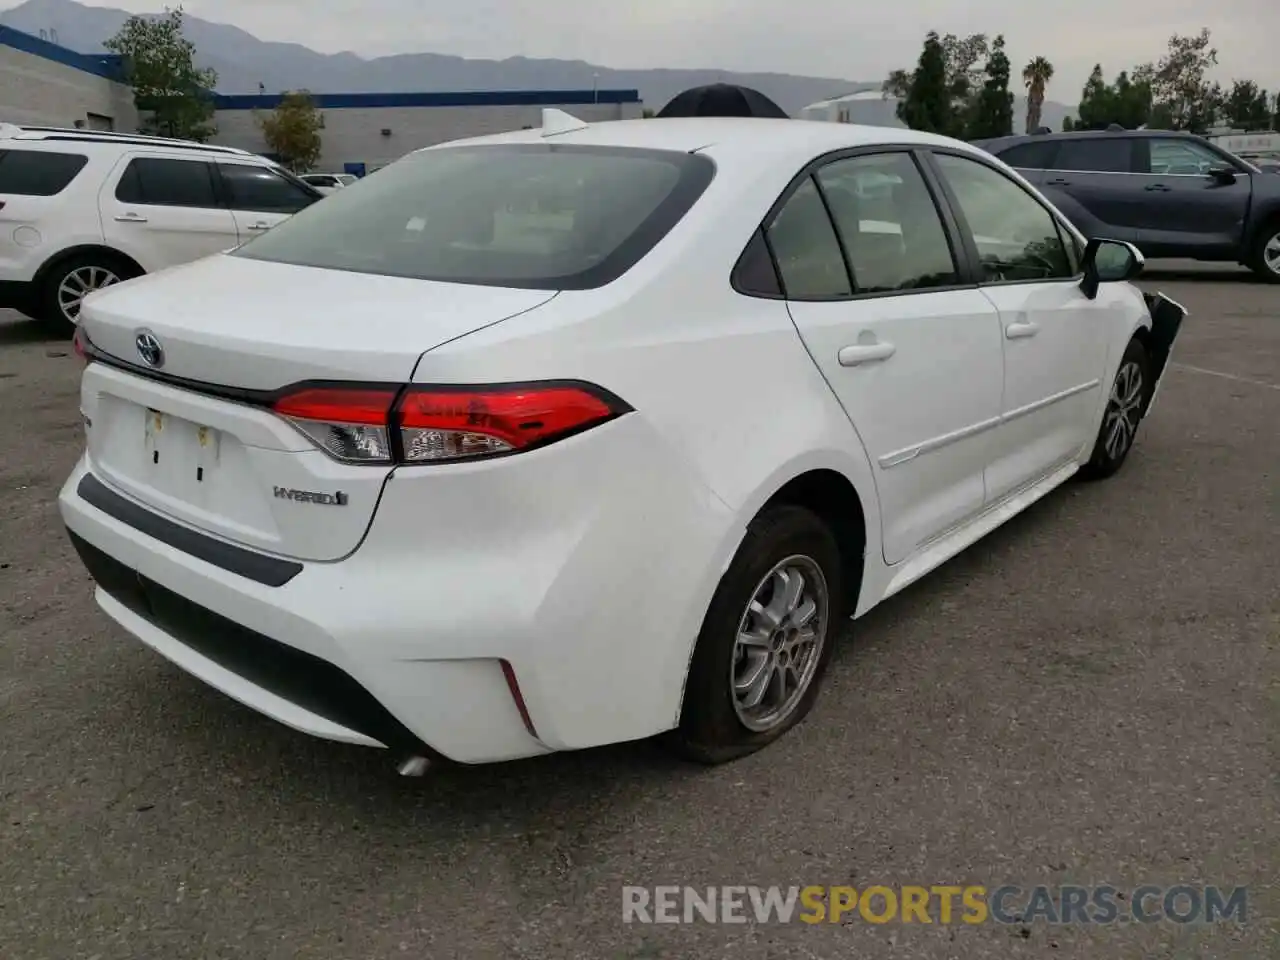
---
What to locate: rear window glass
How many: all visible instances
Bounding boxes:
[0,149,89,196]
[1053,139,1134,173]
[232,144,716,289]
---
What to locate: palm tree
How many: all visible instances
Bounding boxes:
[1023,57,1055,133]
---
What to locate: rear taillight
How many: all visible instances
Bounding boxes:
[72,326,91,364]
[272,387,399,464]
[271,382,628,465]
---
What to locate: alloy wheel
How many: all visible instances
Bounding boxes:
[1103,360,1144,460]
[731,555,829,733]
[57,266,120,324]
[1264,231,1280,277]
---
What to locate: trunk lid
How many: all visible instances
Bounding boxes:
[77,254,558,562]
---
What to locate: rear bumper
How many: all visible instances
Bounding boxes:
[59,423,737,763]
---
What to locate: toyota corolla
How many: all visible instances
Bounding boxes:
[60,112,1185,771]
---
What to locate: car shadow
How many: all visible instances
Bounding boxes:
[0,316,64,345]
[1139,265,1264,284]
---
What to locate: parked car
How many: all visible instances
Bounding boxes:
[60,115,1185,771]
[299,172,358,195]
[972,128,1280,282]
[0,123,324,332]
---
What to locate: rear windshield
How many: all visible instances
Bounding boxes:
[0,149,89,196]
[232,144,715,289]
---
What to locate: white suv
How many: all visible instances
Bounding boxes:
[0,123,322,333]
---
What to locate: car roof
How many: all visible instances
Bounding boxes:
[422,116,985,166]
[979,128,1208,151]
[0,122,256,158]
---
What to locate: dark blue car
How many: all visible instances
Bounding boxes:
[974,129,1280,283]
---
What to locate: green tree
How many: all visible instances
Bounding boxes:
[1076,66,1152,130]
[1062,115,1075,131]
[967,35,1014,138]
[1147,28,1220,132]
[257,90,324,172]
[884,32,987,138]
[1222,79,1272,130]
[105,6,217,141]
[895,32,952,135]
[1021,56,1054,133]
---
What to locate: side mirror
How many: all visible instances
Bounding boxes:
[1080,238,1144,300]
[1207,166,1237,185]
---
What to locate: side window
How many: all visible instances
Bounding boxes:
[764,176,851,298]
[817,152,959,294]
[732,228,783,297]
[996,140,1058,170]
[115,157,217,207]
[1147,138,1223,175]
[1052,138,1133,173]
[219,164,317,213]
[306,175,337,188]
[0,149,89,196]
[933,153,1074,283]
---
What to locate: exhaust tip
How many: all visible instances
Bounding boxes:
[397,756,431,777]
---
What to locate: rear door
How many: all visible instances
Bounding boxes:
[99,154,239,271]
[215,161,321,239]
[1040,137,1143,243]
[0,147,92,282]
[1134,137,1251,257]
[780,149,1006,565]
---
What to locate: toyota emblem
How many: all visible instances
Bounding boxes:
[135,329,164,368]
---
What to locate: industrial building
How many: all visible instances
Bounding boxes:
[0,23,643,173]
[799,90,904,127]
[212,90,643,175]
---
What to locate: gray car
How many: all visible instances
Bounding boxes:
[974,129,1280,282]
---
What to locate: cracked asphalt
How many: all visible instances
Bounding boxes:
[0,261,1276,959]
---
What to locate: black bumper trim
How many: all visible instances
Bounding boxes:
[76,473,303,587]
[66,529,433,756]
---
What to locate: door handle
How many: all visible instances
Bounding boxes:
[114,213,148,223]
[838,341,896,366]
[1045,178,1070,186]
[1144,183,1171,192]
[247,221,271,231]
[1005,320,1040,339]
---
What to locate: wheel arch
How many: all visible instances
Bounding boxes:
[33,245,146,290]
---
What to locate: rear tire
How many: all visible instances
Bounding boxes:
[1078,338,1151,481]
[37,253,139,336]
[1246,221,1280,283]
[662,505,842,765]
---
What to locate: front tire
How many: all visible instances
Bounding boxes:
[1246,221,1280,283]
[664,505,842,765]
[37,253,137,336]
[1079,338,1151,481]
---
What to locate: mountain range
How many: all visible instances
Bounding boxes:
[0,0,1074,125]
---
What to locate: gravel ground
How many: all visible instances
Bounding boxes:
[0,262,1276,959]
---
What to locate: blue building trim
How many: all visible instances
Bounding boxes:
[0,25,126,80]
[213,89,641,111]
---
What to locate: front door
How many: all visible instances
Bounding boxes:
[1134,137,1251,258]
[928,150,1110,501]
[214,162,321,242]
[99,154,239,272]
[775,151,1005,564]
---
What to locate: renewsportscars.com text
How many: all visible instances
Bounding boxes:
[622,884,1248,925]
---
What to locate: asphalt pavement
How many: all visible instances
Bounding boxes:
[0,261,1276,959]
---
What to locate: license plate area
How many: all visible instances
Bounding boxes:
[143,408,222,495]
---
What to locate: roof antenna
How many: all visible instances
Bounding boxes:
[541,108,589,138]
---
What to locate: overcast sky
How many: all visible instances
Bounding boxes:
[21,0,1280,99]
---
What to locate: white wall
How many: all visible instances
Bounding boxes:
[210,101,644,171]
[0,44,137,131]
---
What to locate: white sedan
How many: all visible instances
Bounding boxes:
[298,172,358,195]
[60,113,1185,770]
